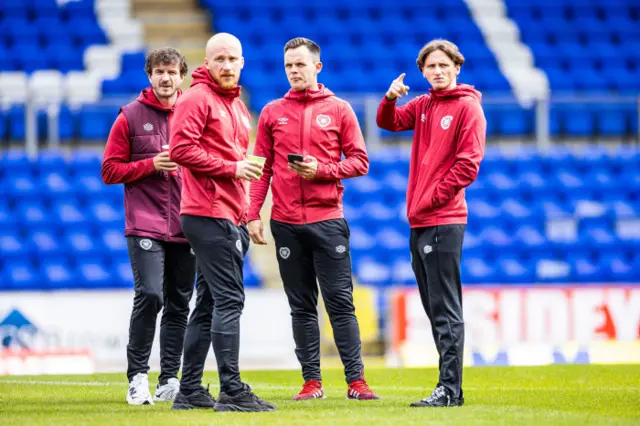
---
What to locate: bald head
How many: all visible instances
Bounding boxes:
[206,33,242,59]
[204,32,244,89]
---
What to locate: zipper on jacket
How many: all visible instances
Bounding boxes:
[166,114,172,240]
[300,97,310,224]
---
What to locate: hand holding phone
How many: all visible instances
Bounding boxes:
[288,154,304,163]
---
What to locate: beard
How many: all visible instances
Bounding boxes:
[214,73,239,89]
[153,84,177,99]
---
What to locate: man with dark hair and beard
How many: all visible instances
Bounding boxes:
[101,47,195,405]
[168,33,276,413]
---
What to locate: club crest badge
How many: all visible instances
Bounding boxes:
[316,114,331,128]
[440,115,453,130]
[279,247,291,259]
[139,239,152,250]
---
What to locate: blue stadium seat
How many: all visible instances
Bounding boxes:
[64,230,101,259]
[78,105,118,140]
[88,201,124,227]
[0,230,28,262]
[16,201,54,232]
[41,260,76,290]
[101,228,127,256]
[354,257,392,287]
[535,258,572,283]
[3,261,41,290]
[114,259,134,288]
[461,257,497,284]
[76,260,113,288]
[27,230,61,261]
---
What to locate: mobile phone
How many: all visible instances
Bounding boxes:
[288,154,304,163]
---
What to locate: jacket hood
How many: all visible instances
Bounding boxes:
[284,83,335,102]
[137,87,182,112]
[190,65,242,99]
[429,84,482,102]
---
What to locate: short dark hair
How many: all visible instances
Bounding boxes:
[416,39,465,72]
[283,37,321,60]
[144,47,188,77]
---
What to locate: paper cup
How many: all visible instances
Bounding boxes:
[247,155,266,176]
[162,144,178,176]
[247,155,266,166]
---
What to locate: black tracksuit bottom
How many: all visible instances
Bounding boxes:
[126,236,196,384]
[270,218,364,384]
[409,224,466,399]
[179,215,250,396]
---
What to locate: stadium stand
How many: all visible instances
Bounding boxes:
[504,0,640,136]
[1,146,638,290]
[0,149,263,290]
[0,0,638,141]
[0,0,639,291]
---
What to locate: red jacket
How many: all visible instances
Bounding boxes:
[101,87,187,243]
[169,66,252,225]
[249,84,369,225]
[376,84,486,228]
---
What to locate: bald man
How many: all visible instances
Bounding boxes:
[169,33,275,412]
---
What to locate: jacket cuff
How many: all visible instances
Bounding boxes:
[247,212,261,222]
[315,162,327,179]
[143,157,156,175]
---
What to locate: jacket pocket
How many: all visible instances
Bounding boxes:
[304,180,339,208]
[410,171,444,218]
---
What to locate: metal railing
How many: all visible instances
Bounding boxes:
[3,93,640,158]
[344,93,640,150]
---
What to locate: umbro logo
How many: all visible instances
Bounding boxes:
[143,123,153,132]
[219,110,227,118]
[278,117,288,125]
[421,113,426,123]
[423,245,432,254]
[335,245,346,254]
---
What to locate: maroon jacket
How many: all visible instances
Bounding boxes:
[101,87,187,243]
[377,84,486,228]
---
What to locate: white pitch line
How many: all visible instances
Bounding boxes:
[0,380,638,392]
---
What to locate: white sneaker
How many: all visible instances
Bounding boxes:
[126,373,154,405]
[154,378,180,402]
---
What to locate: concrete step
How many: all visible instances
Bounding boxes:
[143,20,210,40]
[132,0,200,13]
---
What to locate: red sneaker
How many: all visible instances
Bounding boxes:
[293,380,325,401]
[347,379,380,400]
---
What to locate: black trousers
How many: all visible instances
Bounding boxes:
[179,215,250,396]
[409,224,465,399]
[126,236,196,384]
[270,218,364,384]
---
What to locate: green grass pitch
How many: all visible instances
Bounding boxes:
[1,364,639,425]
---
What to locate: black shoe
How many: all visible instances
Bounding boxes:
[410,386,464,407]
[171,385,216,410]
[214,386,276,412]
